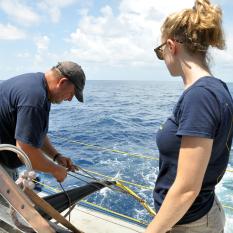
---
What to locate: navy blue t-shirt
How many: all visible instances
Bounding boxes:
[154,77,233,224]
[0,73,51,168]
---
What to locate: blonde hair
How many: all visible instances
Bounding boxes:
[161,0,225,55]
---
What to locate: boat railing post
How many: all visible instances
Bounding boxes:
[0,144,55,233]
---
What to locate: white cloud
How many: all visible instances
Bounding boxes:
[0,0,40,26]
[66,0,233,73]
[36,36,50,50]
[37,0,77,23]
[119,0,193,18]
[210,33,233,68]
[0,0,231,81]
[17,52,31,59]
[33,35,59,68]
[68,0,195,66]
[34,35,50,64]
[0,23,26,40]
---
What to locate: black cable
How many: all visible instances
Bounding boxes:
[67,172,115,192]
[68,169,128,195]
[59,182,72,222]
[72,171,98,180]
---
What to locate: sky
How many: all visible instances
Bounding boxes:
[0,0,232,82]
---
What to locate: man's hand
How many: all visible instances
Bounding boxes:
[41,136,76,172]
[55,154,76,172]
[16,140,69,182]
[52,165,67,182]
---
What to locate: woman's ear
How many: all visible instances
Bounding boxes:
[167,39,177,55]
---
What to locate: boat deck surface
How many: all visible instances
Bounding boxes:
[0,196,145,233]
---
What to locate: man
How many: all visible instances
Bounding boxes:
[0,61,86,182]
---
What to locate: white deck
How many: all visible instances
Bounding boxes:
[0,196,145,233]
[65,205,145,233]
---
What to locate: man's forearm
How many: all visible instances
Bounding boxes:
[41,135,58,159]
[17,140,58,173]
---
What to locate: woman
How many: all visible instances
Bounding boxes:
[145,0,233,233]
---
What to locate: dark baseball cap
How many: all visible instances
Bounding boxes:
[55,61,86,102]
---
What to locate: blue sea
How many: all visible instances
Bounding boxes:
[27,80,233,232]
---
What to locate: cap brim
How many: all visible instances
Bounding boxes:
[75,90,84,102]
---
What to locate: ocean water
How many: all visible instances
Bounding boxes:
[43,80,233,232]
[19,80,233,232]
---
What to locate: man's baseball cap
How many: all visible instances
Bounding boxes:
[54,61,86,102]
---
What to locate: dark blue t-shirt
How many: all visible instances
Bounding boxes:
[0,73,51,168]
[154,77,233,224]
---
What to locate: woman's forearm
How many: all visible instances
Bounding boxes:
[145,183,198,233]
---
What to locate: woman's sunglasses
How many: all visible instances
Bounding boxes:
[154,39,183,60]
[154,42,167,60]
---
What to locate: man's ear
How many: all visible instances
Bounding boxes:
[57,77,68,87]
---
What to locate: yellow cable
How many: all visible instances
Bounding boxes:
[115,181,156,216]
[226,169,233,173]
[52,135,158,161]
[79,199,148,226]
[32,179,148,225]
[222,205,233,211]
[32,175,233,221]
[52,135,233,173]
[47,135,233,213]
[32,179,60,193]
[82,168,154,190]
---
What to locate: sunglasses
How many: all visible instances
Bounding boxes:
[154,39,183,60]
[154,42,167,60]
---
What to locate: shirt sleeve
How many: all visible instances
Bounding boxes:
[15,106,48,148]
[176,87,220,138]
